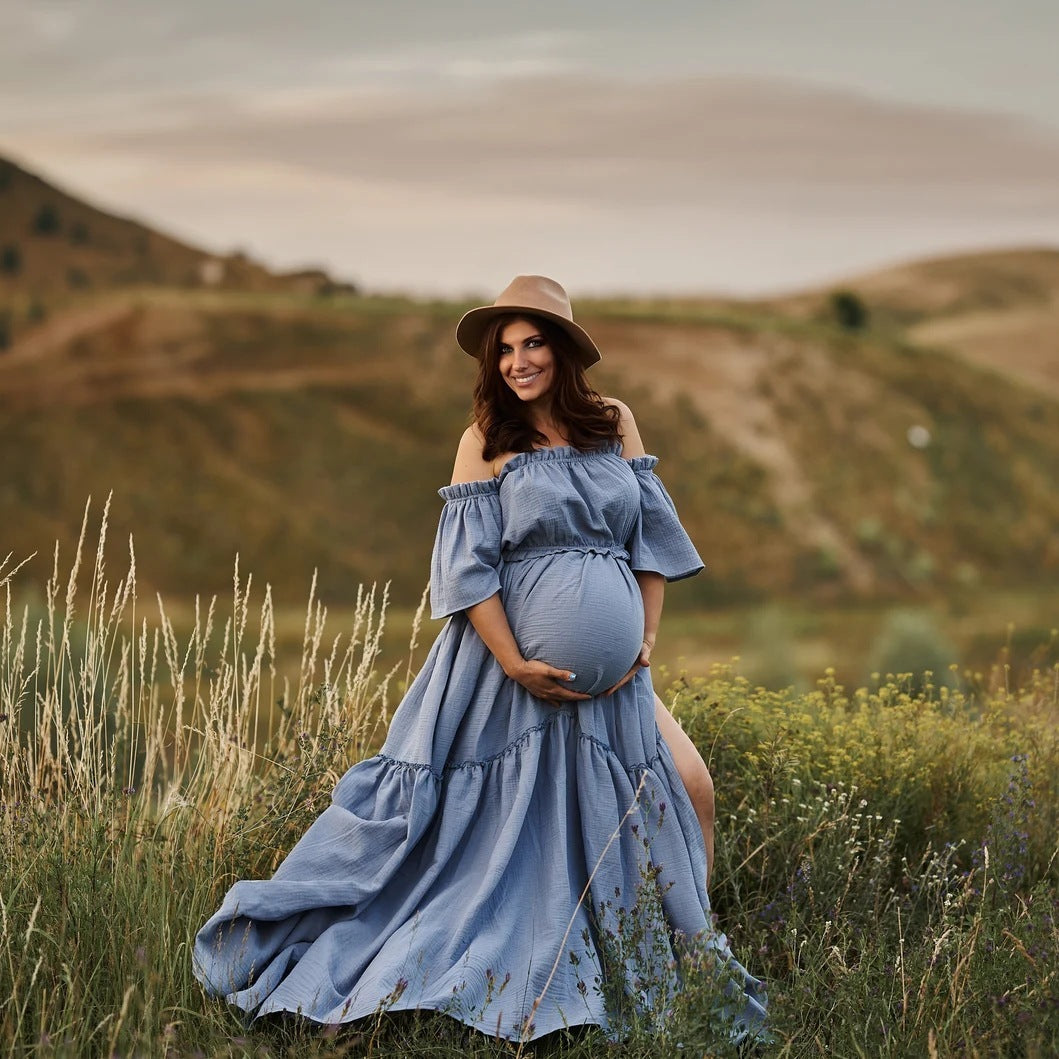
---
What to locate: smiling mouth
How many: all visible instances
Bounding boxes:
[511,371,543,386]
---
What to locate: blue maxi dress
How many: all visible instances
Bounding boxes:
[194,443,767,1041]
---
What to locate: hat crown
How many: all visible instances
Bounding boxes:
[493,275,574,323]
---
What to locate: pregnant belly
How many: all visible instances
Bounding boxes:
[504,552,645,697]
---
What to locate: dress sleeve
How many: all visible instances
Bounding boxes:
[625,456,704,582]
[429,478,504,620]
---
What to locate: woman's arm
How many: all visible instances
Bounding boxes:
[465,594,591,704]
[449,426,589,703]
[637,569,665,658]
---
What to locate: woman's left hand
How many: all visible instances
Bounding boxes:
[603,640,652,696]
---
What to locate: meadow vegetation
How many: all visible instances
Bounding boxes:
[2,515,1057,1058]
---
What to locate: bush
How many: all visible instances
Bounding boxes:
[830,289,870,330]
[0,243,21,275]
[671,663,1058,884]
[32,203,61,236]
[868,608,957,691]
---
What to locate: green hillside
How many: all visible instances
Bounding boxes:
[0,154,349,348]
[2,152,1057,612]
[2,286,1058,611]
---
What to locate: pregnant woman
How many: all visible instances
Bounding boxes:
[194,276,767,1044]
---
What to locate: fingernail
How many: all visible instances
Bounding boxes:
[567,672,576,681]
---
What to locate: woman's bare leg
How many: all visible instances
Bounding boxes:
[654,693,716,888]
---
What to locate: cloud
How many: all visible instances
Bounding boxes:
[57,75,1059,207]
[24,4,81,43]
[8,75,1059,294]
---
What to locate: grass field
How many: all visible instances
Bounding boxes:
[2,515,1057,1058]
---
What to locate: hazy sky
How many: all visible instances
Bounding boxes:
[3,0,1059,295]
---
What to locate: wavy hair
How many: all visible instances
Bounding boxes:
[471,314,621,461]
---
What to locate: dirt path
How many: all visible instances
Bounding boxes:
[0,293,397,411]
[0,297,139,368]
[593,318,877,592]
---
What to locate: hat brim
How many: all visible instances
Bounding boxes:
[455,305,602,369]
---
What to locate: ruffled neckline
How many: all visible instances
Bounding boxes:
[438,443,658,501]
[498,440,622,479]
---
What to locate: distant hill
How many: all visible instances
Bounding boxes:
[766,247,1059,396]
[1,158,1057,608]
[1,286,1057,609]
[0,153,353,345]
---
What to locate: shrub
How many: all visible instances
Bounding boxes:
[32,203,61,235]
[670,663,1058,884]
[0,243,21,275]
[744,604,800,690]
[830,289,870,330]
[867,608,957,690]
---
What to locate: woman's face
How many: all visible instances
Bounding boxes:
[498,319,556,403]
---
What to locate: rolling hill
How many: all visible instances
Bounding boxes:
[2,286,1058,610]
[0,154,351,346]
[766,246,1059,396]
[2,155,1058,611]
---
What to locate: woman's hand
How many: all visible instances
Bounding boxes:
[603,640,652,696]
[507,659,592,705]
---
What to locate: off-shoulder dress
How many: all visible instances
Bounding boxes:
[194,442,767,1042]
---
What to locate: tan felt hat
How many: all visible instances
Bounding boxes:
[455,275,602,369]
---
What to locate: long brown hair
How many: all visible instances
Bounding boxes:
[471,314,621,460]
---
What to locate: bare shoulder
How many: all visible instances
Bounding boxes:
[449,424,494,484]
[602,395,646,458]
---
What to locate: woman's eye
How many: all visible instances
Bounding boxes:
[499,345,513,355]
[526,338,541,348]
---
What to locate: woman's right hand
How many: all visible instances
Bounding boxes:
[506,659,592,705]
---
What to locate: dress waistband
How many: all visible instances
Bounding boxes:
[503,543,631,563]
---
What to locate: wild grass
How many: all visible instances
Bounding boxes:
[0,502,404,1058]
[2,513,1057,1057]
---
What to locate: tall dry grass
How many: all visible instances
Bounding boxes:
[1,500,416,1056]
